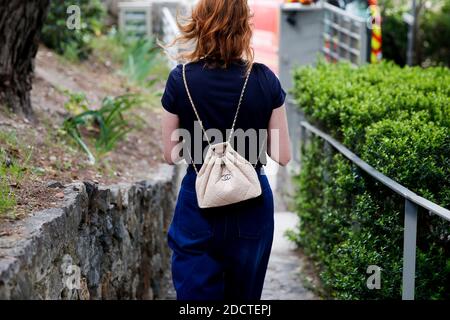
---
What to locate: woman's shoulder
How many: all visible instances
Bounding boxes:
[164,61,206,92]
[252,61,268,70]
[169,63,183,76]
[252,62,286,108]
[251,63,282,92]
[164,64,184,89]
[252,62,277,79]
[168,60,277,80]
[168,61,202,78]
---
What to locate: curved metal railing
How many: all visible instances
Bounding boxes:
[300,120,450,300]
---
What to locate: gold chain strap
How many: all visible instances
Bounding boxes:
[182,62,252,145]
[182,62,265,175]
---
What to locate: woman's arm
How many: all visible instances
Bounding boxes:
[267,105,291,166]
[161,109,180,165]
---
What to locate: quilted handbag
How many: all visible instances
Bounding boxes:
[182,62,263,208]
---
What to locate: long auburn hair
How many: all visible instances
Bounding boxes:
[161,0,254,73]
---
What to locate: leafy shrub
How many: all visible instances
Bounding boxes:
[42,0,106,60]
[90,28,168,87]
[420,0,450,67]
[62,92,142,164]
[291,61,450,299]
[379,0,408,66]
[122,37,163,86]
[380,0,450,67]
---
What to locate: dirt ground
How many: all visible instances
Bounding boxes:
[0,46,166,222]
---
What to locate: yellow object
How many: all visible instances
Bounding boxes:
[369,4,382,63]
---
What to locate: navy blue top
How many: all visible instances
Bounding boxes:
[161,59,286,171]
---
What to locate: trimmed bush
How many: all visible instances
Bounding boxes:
[291,61,450,299]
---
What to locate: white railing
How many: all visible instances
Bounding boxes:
[322,2,368,66]
[118,1,153,39]
[161,6,181,69]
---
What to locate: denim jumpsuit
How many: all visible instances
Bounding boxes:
[161,60,286,300]
[167,165,274,300]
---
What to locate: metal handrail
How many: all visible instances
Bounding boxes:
[300,120,450,300]
[301,121,450,220]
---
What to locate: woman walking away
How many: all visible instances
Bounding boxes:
[160,0,291,300]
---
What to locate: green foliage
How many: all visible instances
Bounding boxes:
[62,92,142,164]
[89,28,129,65]
[379,0,409,66]
[42,0,106,60]
[90,28,168,87]
[122,38,162,86]
[380,0,450,67]
[0,132,33,216]
[291,61,450,299]
[421,0,450,67]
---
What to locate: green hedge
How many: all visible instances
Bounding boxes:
[291,61,450,299]
[42,0,106,60]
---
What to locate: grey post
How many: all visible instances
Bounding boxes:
[402,199,418,300]
[406,0,417,66]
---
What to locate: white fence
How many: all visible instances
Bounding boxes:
[118,1,153,39]
[322,2,369,66]
[161,6,181,69]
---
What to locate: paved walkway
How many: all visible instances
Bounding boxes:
[163,161,317,300]
[262,160,316,299]
[163,211,316,300]
[261,211,316,300]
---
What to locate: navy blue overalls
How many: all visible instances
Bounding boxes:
[161,59,286,300]
[167,165,274,300]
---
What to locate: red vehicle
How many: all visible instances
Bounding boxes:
[249,0,284,75]
[250,0,382,72]
[249,0,319,74]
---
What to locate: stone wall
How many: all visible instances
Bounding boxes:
[0,164,178,300]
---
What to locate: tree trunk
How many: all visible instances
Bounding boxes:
[0,0,51,119]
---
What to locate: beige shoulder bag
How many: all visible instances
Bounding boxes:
[182,62,263,208]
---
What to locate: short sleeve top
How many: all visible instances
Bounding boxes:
[161,59,286,170]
